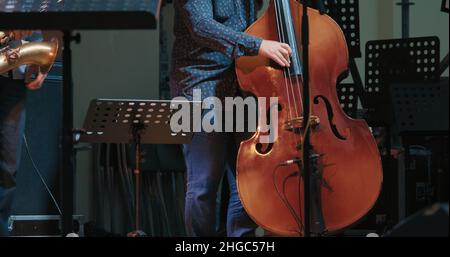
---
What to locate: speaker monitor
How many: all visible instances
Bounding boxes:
[386,203,449,237]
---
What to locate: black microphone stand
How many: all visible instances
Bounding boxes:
[61,30,80,235]
[300,0,326,238]
[300,0,311,238]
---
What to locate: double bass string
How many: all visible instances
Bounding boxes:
[279,0,306,122]
[274,0,295,121]
[293,3,305,124]
[297,5,313,143]
[276,0,305,129]
[274,0,304,234]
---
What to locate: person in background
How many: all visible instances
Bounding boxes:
[0,30,48,236]
[170,0,292,237]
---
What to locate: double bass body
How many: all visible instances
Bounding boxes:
[235,0,383,236]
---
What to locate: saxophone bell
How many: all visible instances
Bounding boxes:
[0,37,59,89]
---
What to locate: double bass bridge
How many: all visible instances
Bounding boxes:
[284,116,321,134]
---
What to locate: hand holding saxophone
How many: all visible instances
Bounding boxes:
[25,65,48,90]
[0,30,34,45]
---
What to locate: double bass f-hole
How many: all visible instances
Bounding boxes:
[314,95,347,140]
[256,102,283,155]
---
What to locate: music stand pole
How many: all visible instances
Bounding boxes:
[128,123,147,237]
[61,30,80,236]
[397,0,415,38]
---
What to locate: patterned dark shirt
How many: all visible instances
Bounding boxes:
[170,0,263,100]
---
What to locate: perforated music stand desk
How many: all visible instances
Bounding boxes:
[80,99,194,145]
[0,0,162,235]
[0,0,161,30]
[80,99,194,236]
[390,78,449,136]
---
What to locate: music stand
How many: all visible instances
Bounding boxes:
[322,0,362,58]
[79,99,194,236]
[390,79,449,136]
[0,0,161,30]
[365,36,441,126]
[337,83,359,118]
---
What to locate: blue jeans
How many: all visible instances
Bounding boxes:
[0,77,26,236]
[183,132,257,237]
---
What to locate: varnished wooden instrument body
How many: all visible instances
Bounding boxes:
[235,1,383,236]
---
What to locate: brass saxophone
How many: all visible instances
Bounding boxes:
[1,32,59,88]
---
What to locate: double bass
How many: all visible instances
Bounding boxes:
[235,0,383,236]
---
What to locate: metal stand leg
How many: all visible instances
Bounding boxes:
[127,124,147,237]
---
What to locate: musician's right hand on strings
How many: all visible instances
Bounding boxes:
[259,40,293,68]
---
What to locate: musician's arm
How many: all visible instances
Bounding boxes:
[177,0,292,67]
[176,0,263,59]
